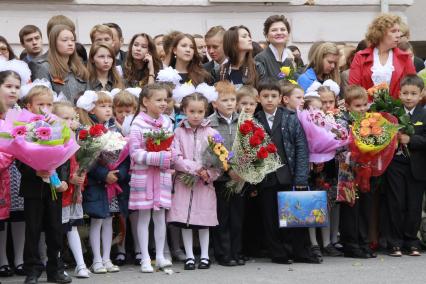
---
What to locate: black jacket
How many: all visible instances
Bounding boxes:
[406,105,426,181]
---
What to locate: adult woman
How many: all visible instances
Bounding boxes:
[87,43,124,91]
[218,25,258,88]
[30,25,88,103]
[169,33,211,85]
[123,33,162,87]
[0,36,16,60]
[297,42,340,92]
[255,15,295,81]
[349,13,415,99]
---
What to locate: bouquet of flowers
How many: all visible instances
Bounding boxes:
[297,108,349,163]
[226,112,282,194]
[143,129,174,152]
[179,133,232,188]
[349,112,399,192]
[278,66,297,84]
[0,109,79,199]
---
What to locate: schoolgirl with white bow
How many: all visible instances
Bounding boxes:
[76,90,130,274]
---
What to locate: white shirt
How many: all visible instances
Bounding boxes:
[219,112,233,125]
[405,107,415,116]
[265,109,277,129]
[371,48,394,86]
[269,44,288,63]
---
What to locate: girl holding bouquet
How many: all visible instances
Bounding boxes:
[128,83,174,273]
[168,93,221,270]
[0,62,31,278]
[76,90,129,274]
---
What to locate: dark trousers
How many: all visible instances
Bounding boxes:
[259,186,312,260]
[382,161,425,249]
[339,187,373,252]
[212,181,244,260]
[23,189,63,277]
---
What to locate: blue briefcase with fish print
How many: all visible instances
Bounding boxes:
[277,188,329,228]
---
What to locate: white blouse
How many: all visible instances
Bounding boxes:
[371,48,394,86]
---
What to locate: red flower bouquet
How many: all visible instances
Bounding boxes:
[143,129,174,152]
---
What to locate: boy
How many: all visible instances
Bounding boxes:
[383,75,426,257]
[339,85,373,259]
[279,81,304,111]
[203,26,226,78]
[89,24,114,48]
[254,79,320,264]
[209,81,244,266]
[19,87,71,284]
[103,23,127,66]
[19,25,43,63]
[236,85,258,115]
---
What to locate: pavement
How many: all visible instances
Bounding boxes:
[2,255,426,284]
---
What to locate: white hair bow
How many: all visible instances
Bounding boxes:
[172,81,195,104]
[306,79,340,96]
[156,66,182,86]
[110,87,142,99]
[0,58,31,86]
[76,90,113,111]
[195,83,218,103]
[20,78,52,99]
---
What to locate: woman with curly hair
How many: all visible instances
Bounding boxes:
[349,13,416,98]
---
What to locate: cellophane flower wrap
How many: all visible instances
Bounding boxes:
[226,112,282,194]
[297,108,349,163]
[0,109,80,199]
[143,129,174,152]
[349,112,398,192]
[179,133,232,188]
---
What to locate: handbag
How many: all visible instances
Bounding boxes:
[277,187,329,228]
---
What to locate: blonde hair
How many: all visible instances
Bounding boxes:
[24,85,54,105]
[365,13,402,47]
[344,85,367,105]
[309,42,341,84]
[279,81,304,97]
[89,24,113,43]
[47,25,89,81]
[77,91,112,126]
[113,90,137,108]
[52,101,74,116]
[236,85,258,102]
[87,43,124,89]
[214,80,237,97]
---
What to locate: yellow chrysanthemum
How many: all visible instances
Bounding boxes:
[214,144,221,152]
[289,79,297,85]
[219,155,226,162]
[280,66,291,76]
[223,162,229,171]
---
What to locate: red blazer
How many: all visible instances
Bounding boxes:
[349,47,416,99]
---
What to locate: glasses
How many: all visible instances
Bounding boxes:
[0,46,9,54]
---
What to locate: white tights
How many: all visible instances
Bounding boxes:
[0,222,25,266]
[309,205,340,247]
[181,229,209,260]
[137,209,166,262]
[67,226,86,268]
[90,217,113,264]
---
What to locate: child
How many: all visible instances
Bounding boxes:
[303,95,322,110]
[128,83,174,273]
[339,85,373,259]
[209,81,244,266]
[76,90,129,274]
[112,88,138,128]
[17,85,71,284]
[52,102,90,278]
[168,92,221,270]
[236,85,258,115]
[0,69,26,278]
[383,75,426,257]
[279,81,304,111]
[254,79,320,264]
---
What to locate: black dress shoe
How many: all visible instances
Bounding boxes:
[362,248,377,258]
[271,256,293,264]
[47,272,72,283]
[184,258,196,270]
[294,255,323,264]
[113,253,127,266]
[236,258,245,266]
[198,258,211,269]
[218,258,237,267]
[14,264,26,276]
[344,249,368,259]
[24,275,38,284]
[0,265,13,277]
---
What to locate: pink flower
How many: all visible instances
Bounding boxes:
[11,126,27,137]
[35,127,52,140]
[29,115,45,123]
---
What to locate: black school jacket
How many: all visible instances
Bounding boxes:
[406,105,426,181]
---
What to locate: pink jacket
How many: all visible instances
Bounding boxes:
[0,152,13,221]
[128,112,174,210]
[167,120,221,227]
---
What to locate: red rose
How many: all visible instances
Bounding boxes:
[89,124,107,137]
[249,135,262,147]
[239,120,254,135]
[257,147,269,159]
[253,128,265,140]
[78,129,89,140]
[266,143,277,153]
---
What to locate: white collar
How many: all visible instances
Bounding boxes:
[269,44,288,63]
[405,107,415,115]
[265,109,277,119]
[218,112,233,124]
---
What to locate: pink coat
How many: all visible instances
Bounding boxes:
[0,152,13,221]
[128,112,174,210]
[167,120,221,227]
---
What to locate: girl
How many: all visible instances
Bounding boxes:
[219,26,258,88]
[168,93,221,270]
[297,42,341,93]
[123,33,162,88]
[76,90,130,274]
[0,36,16,60]
[169,33,211,85]
[128,83,174,273]
[52,102,90,278]
[0,66,28,278]
[30,24,88,103]
[255,15,295,81]
[87,43,124,91]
